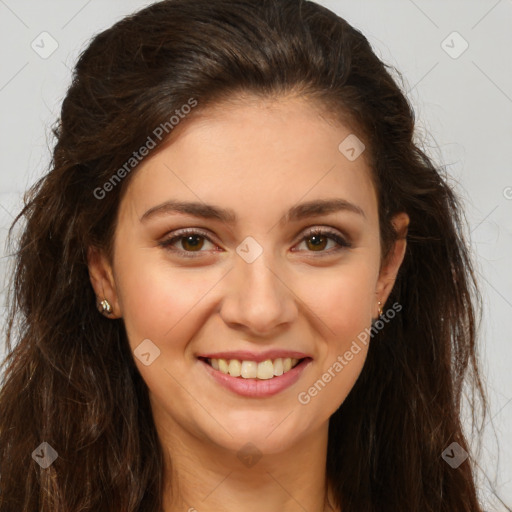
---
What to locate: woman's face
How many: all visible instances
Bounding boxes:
[89,94,408,456]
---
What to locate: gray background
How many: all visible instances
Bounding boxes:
[0,0,511,507]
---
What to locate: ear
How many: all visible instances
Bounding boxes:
[374,212,409,316]
[87,246,122,318]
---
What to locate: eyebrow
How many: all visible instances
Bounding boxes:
[140,198,366,225]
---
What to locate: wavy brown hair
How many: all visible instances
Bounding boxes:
[0,0,499,510]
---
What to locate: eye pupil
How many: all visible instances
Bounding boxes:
[307,235,327,251]
[182,235,204,251]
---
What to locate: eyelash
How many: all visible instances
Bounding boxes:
[158,227,352,259]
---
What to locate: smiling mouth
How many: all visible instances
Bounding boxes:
[199,356,307,380]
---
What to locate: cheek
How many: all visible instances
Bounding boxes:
[116,253,212,351]
[303,259,376,345]
[116,260,218,406]
[293,260,375,412]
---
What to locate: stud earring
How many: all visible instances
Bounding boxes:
[100,299,113,315]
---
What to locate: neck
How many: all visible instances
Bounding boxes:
[156,417,337,512]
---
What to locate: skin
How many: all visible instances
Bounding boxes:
[88,93,409,512]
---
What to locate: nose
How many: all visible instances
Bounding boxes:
[219,252,298,337]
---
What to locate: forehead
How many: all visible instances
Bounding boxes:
[121,94,378,227]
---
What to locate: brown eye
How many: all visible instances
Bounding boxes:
[159,229,217,258]
[295,228,351,255]
[305,233,329,251]
[159,227,351,259]
[179,234,206,252]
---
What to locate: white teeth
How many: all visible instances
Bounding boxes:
[208,357,301,379]
[257,360,274,380]
[273,358,284,376]
[240,360,258,378]
[228,359,241,377]
[218,359,229,374]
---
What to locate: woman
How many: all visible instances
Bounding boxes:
[0,0,500,510]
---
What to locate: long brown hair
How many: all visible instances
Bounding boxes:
[0,0,499,510]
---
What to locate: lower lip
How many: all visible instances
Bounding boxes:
[199,358,312,398]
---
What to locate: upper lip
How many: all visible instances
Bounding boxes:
[197,350,312,363]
